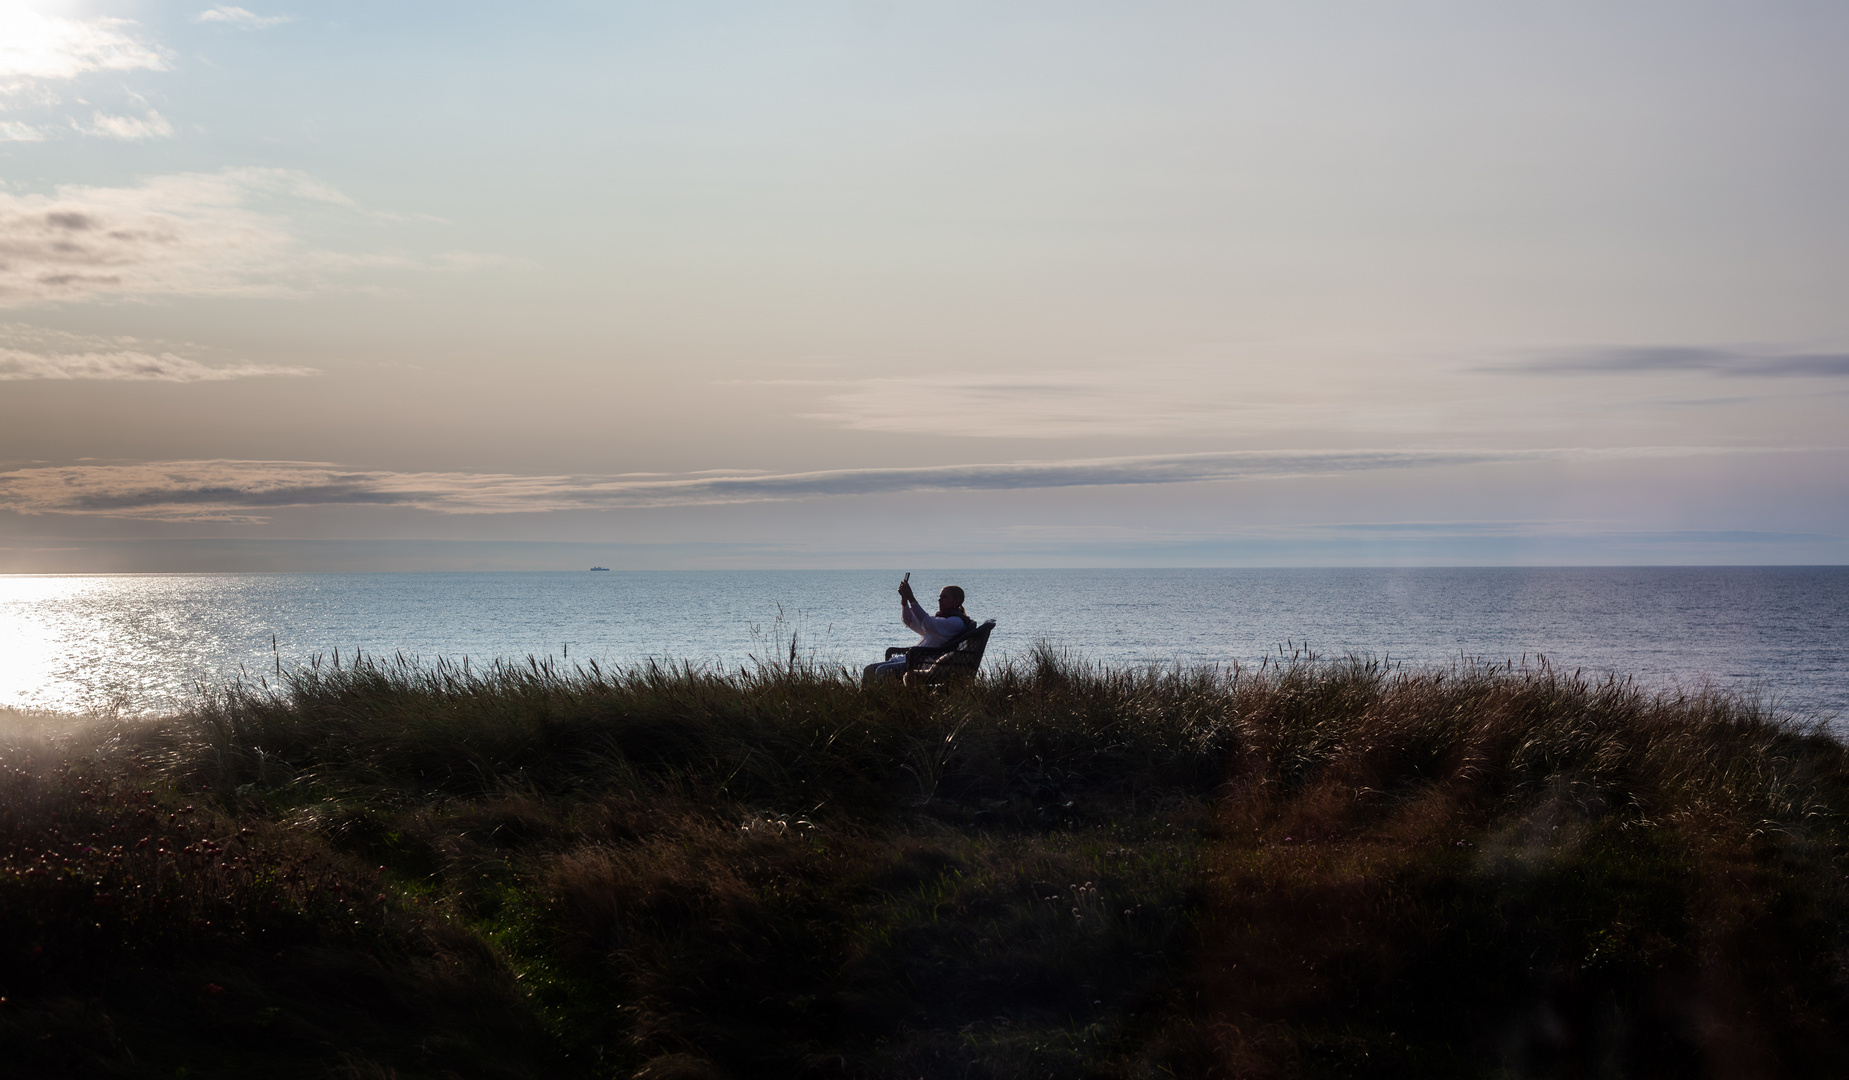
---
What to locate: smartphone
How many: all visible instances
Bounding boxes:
[902,572,910,585]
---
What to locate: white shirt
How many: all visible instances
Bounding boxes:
[902,600,971,648]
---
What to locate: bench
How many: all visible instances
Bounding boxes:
[884,619,997,686]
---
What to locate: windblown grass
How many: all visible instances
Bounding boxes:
[3,648,1846,1077]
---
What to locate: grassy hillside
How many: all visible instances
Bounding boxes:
[3,647,1846,1078]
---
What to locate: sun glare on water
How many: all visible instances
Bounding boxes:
[0,575,202,716]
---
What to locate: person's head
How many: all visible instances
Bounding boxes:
[938,585,966,613]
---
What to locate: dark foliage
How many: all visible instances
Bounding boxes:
[2,647,1845,1078]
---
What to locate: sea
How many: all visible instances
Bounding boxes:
[2,568,1845,722]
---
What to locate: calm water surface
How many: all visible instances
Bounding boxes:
[2,568,1844,720]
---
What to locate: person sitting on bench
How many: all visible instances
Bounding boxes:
[863,579,972,684]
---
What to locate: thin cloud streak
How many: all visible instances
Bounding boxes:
[194,8,294,29]
[76,111,174,140]
[801,368,1368,438]
[1497,347,1849,378]
[0,323,314,382]
[0,446,1806,523]
[0,348,312,382]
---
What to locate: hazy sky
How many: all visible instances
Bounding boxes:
[2,0,1846,570]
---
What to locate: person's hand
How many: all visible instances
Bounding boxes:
[898,579,915,603]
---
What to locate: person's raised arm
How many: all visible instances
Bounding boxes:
[900,584,930,635]
[898,576,926,633]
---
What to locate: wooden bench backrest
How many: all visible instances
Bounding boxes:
[907,620,996,681]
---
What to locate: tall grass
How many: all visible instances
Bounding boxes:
[4,648,1847,1077]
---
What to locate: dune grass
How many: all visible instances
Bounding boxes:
[2,647,1847,1078]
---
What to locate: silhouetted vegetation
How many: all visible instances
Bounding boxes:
[3,646,1846,1077]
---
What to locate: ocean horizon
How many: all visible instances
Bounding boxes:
[4,566,1844,722]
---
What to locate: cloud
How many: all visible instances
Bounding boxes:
[997,519,1843,552]
[0,169,506,305]
[0,10,167,85]
[0,168,370,305]
[0,446,1803,523]
[793,367,1345,438]
[0,323,313,382]
[194,7,294,29]
[0,348,310,382]
[1495,347,1849,378]
[73,110,174,140]
[0,11,171,143]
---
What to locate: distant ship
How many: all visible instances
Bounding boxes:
[589,566,610,571]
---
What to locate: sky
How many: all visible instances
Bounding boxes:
[1,0,1846,570]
